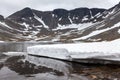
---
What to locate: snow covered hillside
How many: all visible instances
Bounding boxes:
[0,2,120,42]
[0,7,106,41]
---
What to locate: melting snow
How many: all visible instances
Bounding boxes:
[21,22,29,30]
[82,15,88,21]
[68,16,73,24]
[3,52,26,56]
[90,10,94,19]
[74,22,120,40]
[118,29,120,34]
[0,41,4,43]
[0,22,12,29]
[27,39,120,60]
[53,23,93,31]
[34,14,49,29]
[28,47,69,59]
[58,18,62,21]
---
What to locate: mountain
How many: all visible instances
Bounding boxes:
[0,2,120,42]
[0,7,105,41]
[71,2,120,42]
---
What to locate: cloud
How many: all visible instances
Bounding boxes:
[0,0,119,17]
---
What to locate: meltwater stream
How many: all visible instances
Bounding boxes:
[0,42,120,80]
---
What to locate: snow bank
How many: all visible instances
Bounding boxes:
[28,47,69,59]
[3,52,26,56]
[27,39,120,60]
[0,41,4,43]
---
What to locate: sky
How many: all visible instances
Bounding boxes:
[0,0,119,17]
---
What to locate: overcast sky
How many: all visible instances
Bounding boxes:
[0,0,119,17]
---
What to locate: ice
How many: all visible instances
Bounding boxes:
[27,39,120,61]
[3,52,26,56]
[28,47,69,59]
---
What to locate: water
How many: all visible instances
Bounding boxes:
[0,42,120,80]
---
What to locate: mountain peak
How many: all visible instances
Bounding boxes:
[21,7,32,12]
[7,7,34,19]
[20,7,34,18]
[0,15,4,21]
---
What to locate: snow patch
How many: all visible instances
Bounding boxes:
[58,18,62,21]
[3,52,26,56]
[118,29,120,34]
[34,14,49,29]
[20,22,29,30]
[0,22,12,29]
[0,41,4,43]
[90,10,94,19]
[82,15,88,21]
[53,23,93,31]
[74,22,120,40]
[68,16,73,24]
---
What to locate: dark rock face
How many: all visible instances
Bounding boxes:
[0,15,4,21]
[6,7,105,30]
[8,7,34,19]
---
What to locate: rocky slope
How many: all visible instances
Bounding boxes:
[0,2,120,42]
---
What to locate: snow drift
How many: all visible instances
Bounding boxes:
[27,39,120,61]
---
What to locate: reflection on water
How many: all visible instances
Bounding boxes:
[0,55,90,80]
[0,54,120,80]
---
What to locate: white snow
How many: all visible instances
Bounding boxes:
[73,21,120,40]
[28,47,69,59]
[68,16,73,24]
[52,36,60,42]
[3,52,26,56]
[0,41,4,43]
[90,10,94,19]
[58,18,62,21]
[52,14,55,17]
[118,29,120,34]
[0,21,12,29]
[34,14,49,29]
[82,15,88,21]
[20,22,29,30]
[27,39,120,61]
[53,23,93,31]
[95,12,102,18]
[78,23,93,30]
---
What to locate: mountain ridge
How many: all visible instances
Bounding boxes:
[0,2,120,42]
